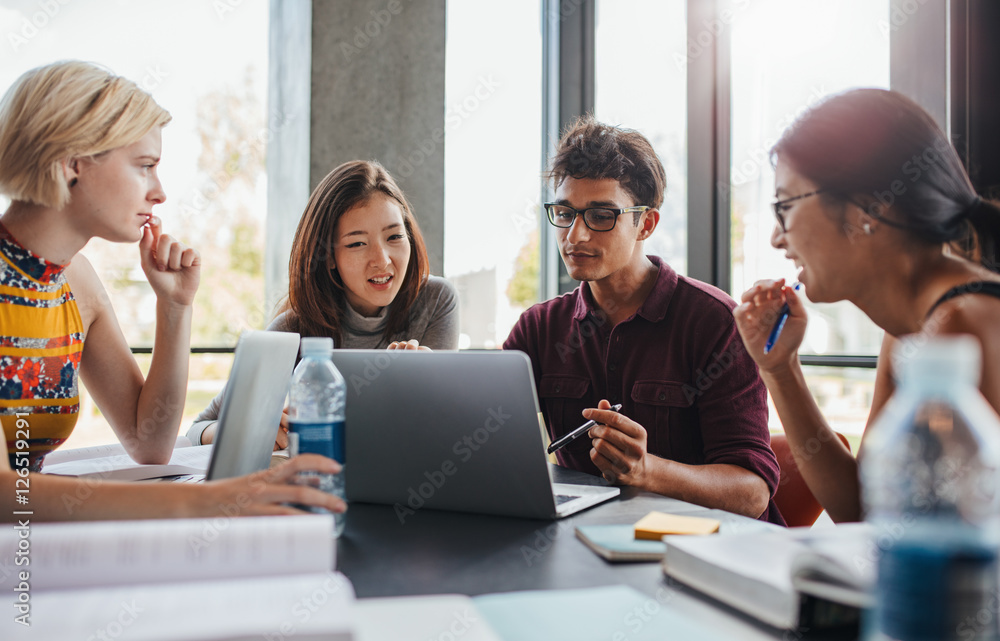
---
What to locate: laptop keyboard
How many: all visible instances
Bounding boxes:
[555,494,576,505]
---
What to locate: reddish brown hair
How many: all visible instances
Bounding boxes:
[772,88,1000,270]
[281,160,429,345]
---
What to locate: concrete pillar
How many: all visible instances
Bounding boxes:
[266,0,312,314]
[310,0,446,275]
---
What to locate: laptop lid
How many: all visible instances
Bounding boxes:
[332,349,617,519]
[206,330,300,480]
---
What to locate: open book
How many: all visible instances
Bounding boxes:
[41,435,193,467]
[661,523,874,630]
[0,515,353,640]
[40,436,215,481]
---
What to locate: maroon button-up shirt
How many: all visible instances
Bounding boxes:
[504,256,783,524]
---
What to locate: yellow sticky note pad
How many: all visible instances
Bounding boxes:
[633,511,721,540]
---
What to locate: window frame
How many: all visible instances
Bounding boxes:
[152,0,964,362]
[539,0,955,370]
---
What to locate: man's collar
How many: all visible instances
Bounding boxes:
[570,256,679,323]
[635,256,678,322]
[572,283,595,321]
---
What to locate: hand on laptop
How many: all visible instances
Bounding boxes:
[387,339,431,351]
[202,454,346,516]
[584,399,650,487]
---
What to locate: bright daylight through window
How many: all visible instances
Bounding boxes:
[729,0,890,443]
[0,0,268,448]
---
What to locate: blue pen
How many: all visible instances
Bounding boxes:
[763,282,801,354]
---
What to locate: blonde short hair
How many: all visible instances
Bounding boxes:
[0,61,171,208]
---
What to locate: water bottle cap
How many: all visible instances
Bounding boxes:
[892,334,981,387]
[300,337,334,356]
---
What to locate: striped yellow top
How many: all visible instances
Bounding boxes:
[0,223,83,471]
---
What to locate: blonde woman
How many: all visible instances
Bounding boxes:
[0,61,343,520]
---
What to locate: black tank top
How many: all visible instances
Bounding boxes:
[925,281,1000,318]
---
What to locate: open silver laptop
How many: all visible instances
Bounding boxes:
[204,330,300,480]
[331,350,620,519]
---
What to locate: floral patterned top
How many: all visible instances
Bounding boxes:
[0,222,83,472]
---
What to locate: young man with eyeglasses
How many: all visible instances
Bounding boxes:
[504,117,782,523]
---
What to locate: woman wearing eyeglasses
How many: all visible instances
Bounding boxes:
[733,88,1000,523]
[189,160,459,447]
[0,61,344,521]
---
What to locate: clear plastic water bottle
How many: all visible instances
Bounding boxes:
[288,337,347,536]
[861,336,1000,641]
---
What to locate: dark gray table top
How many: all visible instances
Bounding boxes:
[335,465,825,640]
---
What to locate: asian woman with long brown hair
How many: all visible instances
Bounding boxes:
[190,160,459,446]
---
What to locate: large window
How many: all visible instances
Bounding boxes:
[0,1,268,448]
[729,0,890,356]
[0,1,954,452]
[444,1,543,350]
[595,0,688,275]
[728,0,890,435]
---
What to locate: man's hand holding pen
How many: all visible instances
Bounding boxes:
[584,400,651,487]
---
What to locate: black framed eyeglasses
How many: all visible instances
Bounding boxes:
[544,203,650,232]
[771,189,824,233]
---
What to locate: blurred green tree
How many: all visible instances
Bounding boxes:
[507,232,539,310]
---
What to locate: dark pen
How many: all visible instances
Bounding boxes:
[546,404,623,454]
[763,282,801,354]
